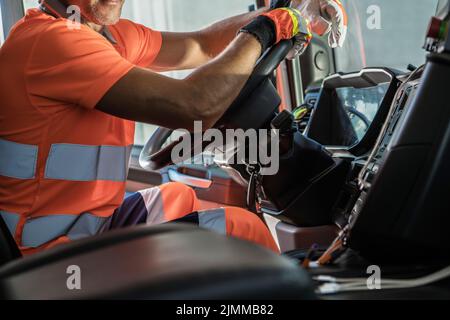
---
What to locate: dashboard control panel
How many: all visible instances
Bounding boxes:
[359,79,421,188]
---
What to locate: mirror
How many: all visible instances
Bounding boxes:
[306,68,394,148]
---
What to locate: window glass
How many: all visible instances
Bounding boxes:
[437,0,450,16]
[336,0,439,73]
[121,0,255,146]
[335,83,389,140]
[23,0,36,11]
[0,4,4,45]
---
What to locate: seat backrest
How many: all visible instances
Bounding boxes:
[0,215,22,266]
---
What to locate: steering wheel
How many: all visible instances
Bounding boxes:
[140,40,294,171]
[345,107,371,128]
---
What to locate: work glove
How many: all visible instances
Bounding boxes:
[240,7,312,55]
[270,0,291,8]
[292,0,348,48]
[270,0,311,59]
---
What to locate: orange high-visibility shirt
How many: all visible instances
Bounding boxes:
[0,9,162,254]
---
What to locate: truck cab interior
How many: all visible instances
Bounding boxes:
[1,0,450,300]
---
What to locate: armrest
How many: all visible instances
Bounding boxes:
[0,224,315,299]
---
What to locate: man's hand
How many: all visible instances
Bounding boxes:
[240,7,312,54]
[270,0,291,8]
[271,0,308,60]
[293,0,348,48]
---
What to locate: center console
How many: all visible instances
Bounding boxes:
[332,76,422,230]
[257,68,401,231]
[295,0,450,268]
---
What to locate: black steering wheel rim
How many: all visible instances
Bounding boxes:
[345,107,371,128]
[140,40,294,171]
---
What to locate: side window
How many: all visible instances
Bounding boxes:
[2,0,31,45]
[122,0,256,146]
[22,0,35,10]
[335,0,438,72]
[0,3,4,45]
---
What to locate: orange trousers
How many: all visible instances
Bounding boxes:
[106,182,279,253]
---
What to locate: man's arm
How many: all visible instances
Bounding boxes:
[97,8,306,131]
[97,33,262,131]
[150,8,269,71]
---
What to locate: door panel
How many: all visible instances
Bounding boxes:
[161,164,247,207]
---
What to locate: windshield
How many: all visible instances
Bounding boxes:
[0,3,4,45]
[336,83,389,141]
[437,0,450,17]
[336,0,440,72]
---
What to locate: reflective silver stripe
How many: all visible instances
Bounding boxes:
[198,208,226,235]
[0,138,38,179]
[45,144,132,182]
[22,213,109,248]
[139,188,165,224]
[0,211,20,236]
[66,214,110,241]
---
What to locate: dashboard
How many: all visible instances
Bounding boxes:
[359,78,421,189]
[331,73,422,229]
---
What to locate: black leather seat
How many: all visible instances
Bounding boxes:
[0,218,315,299]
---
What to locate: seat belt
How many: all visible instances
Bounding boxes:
[38,0,117,44]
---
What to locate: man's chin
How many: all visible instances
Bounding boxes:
[90,4,123,25]
[100,17,121,25]
[88,13,121,26]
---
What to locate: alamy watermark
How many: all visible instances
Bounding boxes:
[366,5,382,30]
[66,5,81,30]
[66,265,82,290]
[65,264,383,292]
[367,265,382,290]
[62,4,383,31]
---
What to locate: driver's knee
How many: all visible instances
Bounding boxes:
[158,182,201,220]
[222,207,280,253]
[135,182,200,225]
[144,184,279,253]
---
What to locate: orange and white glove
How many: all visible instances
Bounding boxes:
[292,0,348,48]
[240,7,312,55]
[269,0,312,59]
[261,8,312,45]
